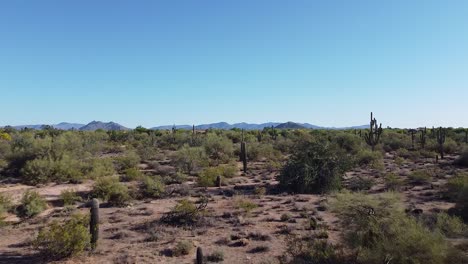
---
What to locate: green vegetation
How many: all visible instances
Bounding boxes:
[172,240,193,256]
[60,189,82,206]
[91,177,131,207]
[34,214,90,260]
[17,190,47,218]
[277,141,350,194]
[140,175,165,198]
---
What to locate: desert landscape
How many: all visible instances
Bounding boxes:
[0,114,467,264]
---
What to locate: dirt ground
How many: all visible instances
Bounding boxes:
[0,153,466,264]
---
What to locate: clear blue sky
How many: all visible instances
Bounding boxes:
[1,1,467,128]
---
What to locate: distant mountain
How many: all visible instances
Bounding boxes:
[79,121,128,131]
[275,122,306,129]
[53,122,85,130]
[151,122,282,130]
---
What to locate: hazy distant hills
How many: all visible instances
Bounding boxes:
[151,122,366,130]
[79,121,128,131]
[3,121,368,131]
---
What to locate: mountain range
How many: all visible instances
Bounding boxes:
[2,121,368,131]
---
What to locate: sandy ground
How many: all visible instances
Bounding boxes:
[0,153,466,263]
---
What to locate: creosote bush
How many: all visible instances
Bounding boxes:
[0,194,13,225]
[60,189,82,206]
[161,198,207,226]
[408,170,432,185]
[17,190,47,218]
[34,214,90,260]
[172,240,193,256]
[91,177,131,207]
[140,175,165,198]
[330,191,463,264]
[277,141,350,194]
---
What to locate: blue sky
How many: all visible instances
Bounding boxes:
[1,1,467,128]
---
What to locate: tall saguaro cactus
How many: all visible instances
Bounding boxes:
[364,112,383,151]
[240,129,247,173]
[419,127,427,149]
[408,129,417,150]
[436,127,446,159]
[196,247,203,264]
[90,198,99,250]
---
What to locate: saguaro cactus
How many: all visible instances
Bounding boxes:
[241,141,247,173]
[419,127,427,149]
[90,198,99,250]
[408,129,417,150]
[196,247,203,264]
[436,127,446,159]
[364,112,383,151]
[215,175,221,188]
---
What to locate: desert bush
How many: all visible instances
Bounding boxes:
[84,158,115,179]
[234,198,258,213]
[280,213,292,222]
[0,194,13,225]
[277,141,349,194]
[141,176,165,198]
[34,214,90,260]
[334,132,363,154]
[384,173,404,191]
[21,156,83,185]
[161,198,207,226]
[17,190,47,218]
[446,172,468,201]
[60,189,82,206]
[203,133,233,165]
[421,213,467,238]
[114,151,140,172]
[172,240,193,256]
[173,144,208,174]
[121,167,143,182]
[281,235,348,264]
[455,148,468,167]
[381,132,410,151]
[347,177,374,191]
[91,177,131,207]
[197,165,237,187]
[246,142,281,161]
[206,250,224,262]
[331,191,452,264]
[408,170,432,185]
[355,149,383,168]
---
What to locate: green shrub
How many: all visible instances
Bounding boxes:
[21,156,84,185]
[246,142,281,161]
[197,165,236,187]
[34,214,90,260]
[206,250,224,262]
[384,173,403,191]
[280,213,292,222]
[422,213,467,238]
[114,151,140,172]
[282,235,348,264]
[85,158,115,179]
[121,167,143,182]
[408,170,432,185]
[203,133,233,165]
[141,176,165,198]
[234,198,258,213]
[0,194,13,225]
[172,240,193,256]
[60,189,82,206]
[17,190,47,218]
[446,173,468,201]
[455,148,468,167]
[356,149,384,168]
[91,177,131,207]
[331,191,449,264]
[277,141,349,194]
[173,145,208,174]
[161,198,207,226]
[347,177,374,191]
